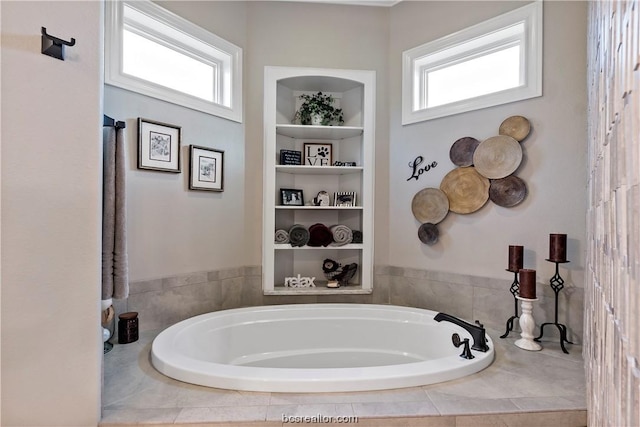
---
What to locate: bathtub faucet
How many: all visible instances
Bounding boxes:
[434,312,489,352]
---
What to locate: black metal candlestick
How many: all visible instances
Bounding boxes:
[534,260,573,353]
[500,270,520,338]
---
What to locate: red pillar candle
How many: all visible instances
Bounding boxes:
[519,269,536,299]
[549,233,567,262]
[508,245,524,272]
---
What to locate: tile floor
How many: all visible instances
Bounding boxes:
[101,328,587,426]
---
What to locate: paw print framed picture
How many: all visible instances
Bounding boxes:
[303,143,333,166]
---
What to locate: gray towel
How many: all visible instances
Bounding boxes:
[288,224,310,247]
[275,229,290,244]
[330,224,353,246]
[102,126,129,300]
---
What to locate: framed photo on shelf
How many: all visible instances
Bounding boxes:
[189,145,224,192]
[303,142,333,166]
[138,118,181,173]
[281,188,304,206]
[334,191,357,207]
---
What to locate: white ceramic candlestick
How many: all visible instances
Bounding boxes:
[514,296,542,351]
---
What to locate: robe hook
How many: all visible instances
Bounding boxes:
[41,27,76,61]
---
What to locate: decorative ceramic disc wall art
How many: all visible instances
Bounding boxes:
[498,115,531,142]
[489,175,528,207]
[440,167,490,214]
[473,135,523,179]
[411,188,449,224]
[449,137,480,167]
[412,115,532,246]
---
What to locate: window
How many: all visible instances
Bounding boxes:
[402,1,542,124]
[105,0,242,122]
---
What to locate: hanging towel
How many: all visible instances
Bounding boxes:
[288,224,310,247]
[274,229,290,244]
[308,223,333,247]
[330,224,353,246]
[102,126,129,300]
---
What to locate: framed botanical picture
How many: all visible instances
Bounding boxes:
[138,118,181,173]
[280,188,304,206]
[189,145,224,192]
[334,191,357,207]
[303,142,333,166]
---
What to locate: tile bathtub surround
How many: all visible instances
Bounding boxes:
[385,267,584,345]
[101,328,586,426]
[118,265,582,347]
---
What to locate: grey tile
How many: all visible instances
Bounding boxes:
[270,387,429,405]
[101,407,180,424]
[473,286,518,332]
[175,405,268,423]
[129,278,163,295]
[207,269,220,281]
[220,276,244,309]
[126,290,166,332]
[352,400,440,418]
[176,388,271,408]
[220,266,244,280]
[427,393,520,415]
[266,403,355,421]
[162,282,220,326]
[241,275,264,307]
[510,395,586,411]
[162,271,208,289]
[244,265,262,276]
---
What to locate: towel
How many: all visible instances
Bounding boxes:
[330,224,353,246]
[288,224,310,247]
[352,230,363,244]
[275,229,290,244]
[102,126,129,300]
[308,223,333,247]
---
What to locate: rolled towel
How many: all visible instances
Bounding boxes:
[288,224,310,247]
[352,230,363,244]
[330,224,353,246]
[274,229,290,244]
[308,223,333,247]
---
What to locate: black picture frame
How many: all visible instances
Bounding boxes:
[189,145,224,192]
[137,118,181,173]
[280,188,304,206]
[280,149,302,165]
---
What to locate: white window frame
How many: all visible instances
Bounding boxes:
[402,1,542,125]
[105,0,243,123]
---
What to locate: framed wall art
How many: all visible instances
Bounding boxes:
[189,145,224,192]
[303,142,332,166]
[138,118,181,173]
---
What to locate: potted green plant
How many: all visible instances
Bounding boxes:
[293,92,344,126]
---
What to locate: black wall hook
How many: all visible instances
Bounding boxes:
[41,27,76,61]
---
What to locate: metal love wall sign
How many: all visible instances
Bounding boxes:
[407,155,438,182]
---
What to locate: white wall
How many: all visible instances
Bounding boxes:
[389,1,588,285]
[104,1,247,281]
[1,1,102,425]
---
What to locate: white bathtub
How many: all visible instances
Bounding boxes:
[151,304,494,392]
